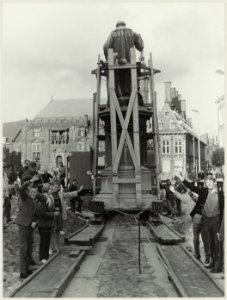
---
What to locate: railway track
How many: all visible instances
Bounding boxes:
[9,216,224,297]
[157,244,224,297]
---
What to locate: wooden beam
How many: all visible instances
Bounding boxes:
[108,49,118,169]
[112,89,137,172]
[109,89,139,171]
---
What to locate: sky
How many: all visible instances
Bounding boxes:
[2,2,224,136]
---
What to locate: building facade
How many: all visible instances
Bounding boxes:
[216,96,225,148]
[148,82,207,180]
[3,99,101,172]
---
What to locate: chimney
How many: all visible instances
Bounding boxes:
[171,87,177,100]
[177,94,181,113]
[180,100,186,119]
[164,82,171,103]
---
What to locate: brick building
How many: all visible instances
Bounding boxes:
[148,82,207,179]
[4,99,97,172]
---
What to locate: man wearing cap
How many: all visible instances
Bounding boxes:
[103,21,144,101]
[175,172,224,271]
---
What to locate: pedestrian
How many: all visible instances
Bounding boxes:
[175,172,224,269]
[58,162,66,189]
[3,168,11,226]
[174,176,187,216]
[21,161,43,192]
[170,185,210,263]
[50,180,82,251]
[164,179,177,216]
[42,169,53,183]
[18,159,30,180]
[210,216,224,273]
[103,21,144,101]
[15,174,40,280]
[36,183,58,263]
[68,178,84,213]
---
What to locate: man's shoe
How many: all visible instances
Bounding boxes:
[205,261,215,269]
[210,268,223,273]
[20,273,29,280]
[29,261,37,266]
[20,270,32,280]
[194,254,201,260]
[204,257,210,266]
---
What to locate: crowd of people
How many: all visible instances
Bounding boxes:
[162,171,224,274]
[3,159,84,280]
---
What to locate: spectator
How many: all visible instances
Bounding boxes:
[21,161,43,192]
[15,174,40,280]
[36,183,57,263]
[58,162,66,189]
[211,216,224,273]
[18,160,30,180]
[164,179,177,216]
[170,185,210,264]
[42,170,53,183]
[50,180,82,251]
[174,176,187,216]
[175,172,224,269]
[68,178,84,213]
[3,167,11,226]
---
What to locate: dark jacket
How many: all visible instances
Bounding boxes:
[15,182,38,227]
[183,180,224,220]
[103,26,144,62]
[18,166,29,179]
[36,194,55,228]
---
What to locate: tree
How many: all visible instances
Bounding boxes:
[211,147,224,170]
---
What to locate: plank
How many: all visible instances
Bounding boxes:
[159,245,224,297]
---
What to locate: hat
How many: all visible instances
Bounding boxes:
[116,21,126,28]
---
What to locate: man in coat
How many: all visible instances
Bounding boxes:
[175,172,224,270]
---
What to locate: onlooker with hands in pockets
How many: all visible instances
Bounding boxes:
[15,174,40,280]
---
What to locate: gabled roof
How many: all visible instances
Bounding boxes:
[35,99,93,119]
[3,120,26,141]
[158,102,185,134]
[158,102,201,138]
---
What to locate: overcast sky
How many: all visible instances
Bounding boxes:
[2,2,224,136]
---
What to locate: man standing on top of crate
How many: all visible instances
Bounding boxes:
[103,21,144,102]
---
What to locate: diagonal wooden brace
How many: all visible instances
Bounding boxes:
[109,89,139,172]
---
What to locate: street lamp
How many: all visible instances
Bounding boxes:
[192,109,201,173]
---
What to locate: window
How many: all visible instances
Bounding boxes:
[158,121,162,130]
[50,129,69,144]
[34,129,40,137]
[164,111,169,116]
[175,140,182,154]
[162,140,170,154]
[77,142,84,151]
[78,128,85,137]
[32,143,41,160]
[170,121,176,129]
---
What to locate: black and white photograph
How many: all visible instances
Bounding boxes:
[2,1,225,297]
